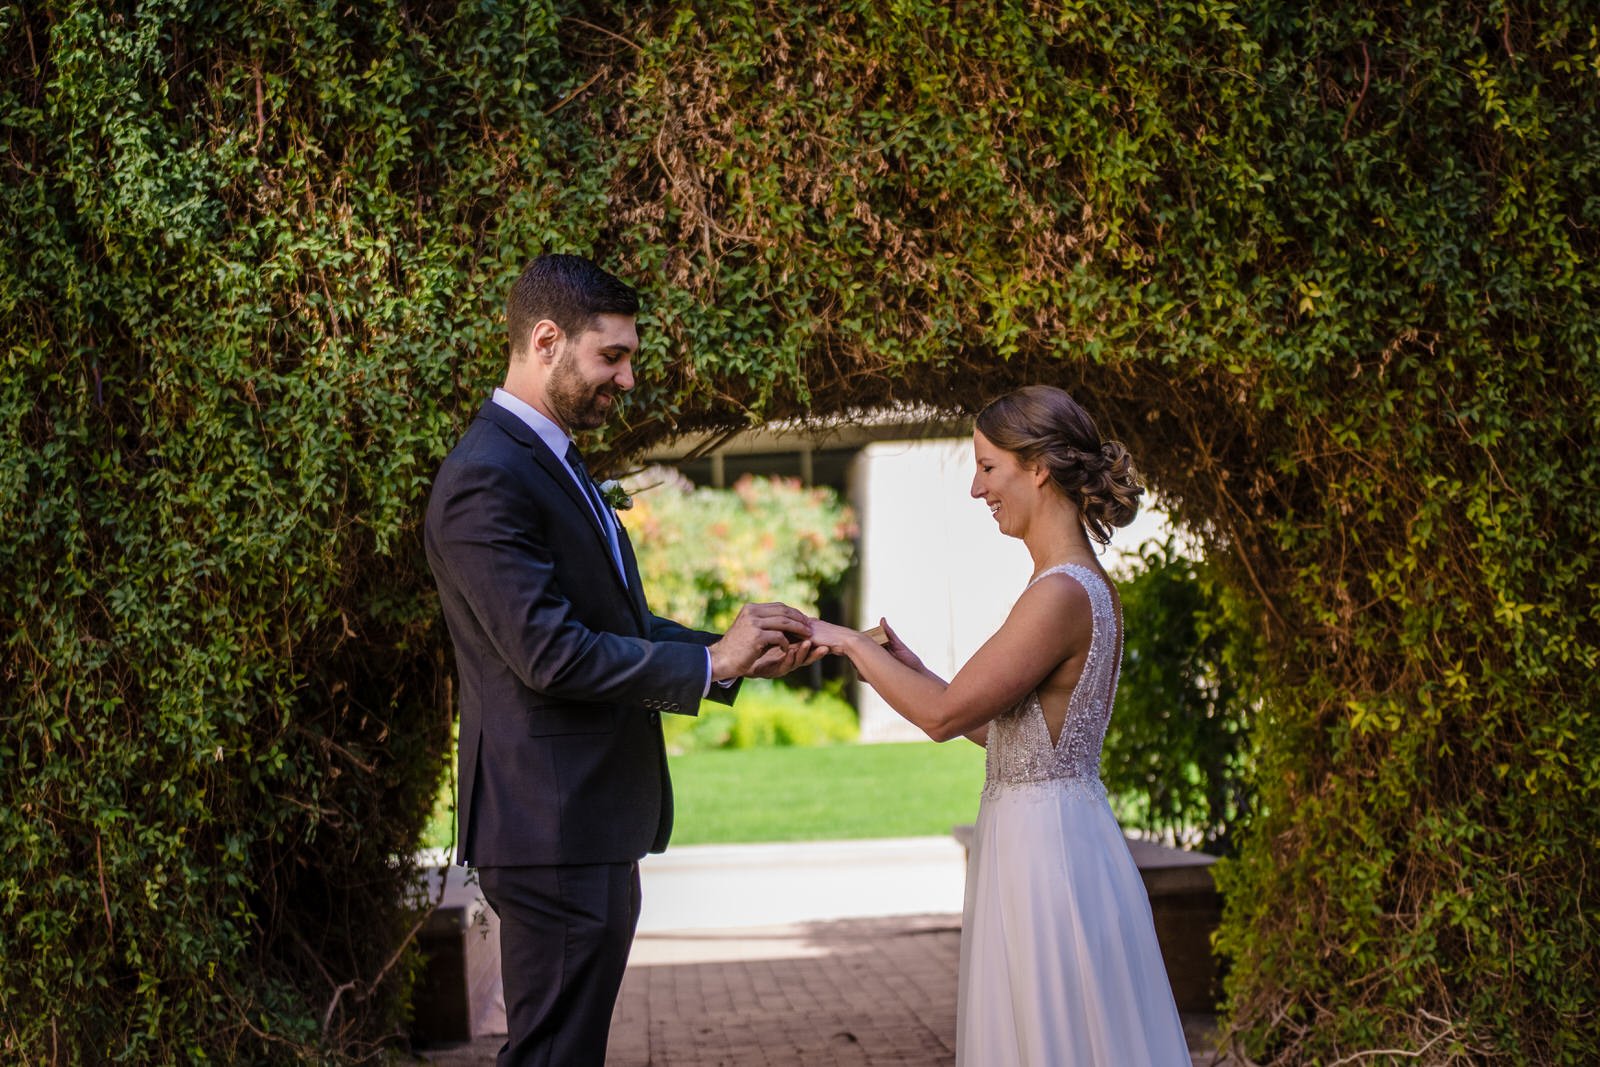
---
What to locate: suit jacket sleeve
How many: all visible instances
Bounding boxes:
[644,613,741,707]
[431,454,709,711]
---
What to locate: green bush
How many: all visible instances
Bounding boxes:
[619,469,856,631]
[1106,537,1257,855]
[662,679,859,753]
[2,2,517,1060]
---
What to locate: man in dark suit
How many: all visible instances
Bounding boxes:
[425,254,817,1066]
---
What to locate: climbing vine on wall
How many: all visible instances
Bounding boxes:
[3,1,1596,1062]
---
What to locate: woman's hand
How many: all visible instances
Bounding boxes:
[807,618,861,657]
[874,618,928,674]
[808,617,943,683]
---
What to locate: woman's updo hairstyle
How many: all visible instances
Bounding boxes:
[975,385,1144,545]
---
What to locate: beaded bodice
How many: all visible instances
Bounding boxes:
[982,564,1121,799]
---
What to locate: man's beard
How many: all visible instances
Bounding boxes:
[547,352,615,432]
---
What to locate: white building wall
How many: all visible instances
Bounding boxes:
[847,438,1171,742]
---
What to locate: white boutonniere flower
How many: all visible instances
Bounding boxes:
[598,479,633,511]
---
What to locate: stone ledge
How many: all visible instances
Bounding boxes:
[410,864,502,1048]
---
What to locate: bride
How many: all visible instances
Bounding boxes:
[809,385,1190,1066]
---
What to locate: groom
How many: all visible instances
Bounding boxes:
[424,253,816,1066]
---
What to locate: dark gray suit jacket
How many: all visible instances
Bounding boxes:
[424,400,733,867]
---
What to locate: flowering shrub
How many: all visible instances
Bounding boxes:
[619,470,857,632]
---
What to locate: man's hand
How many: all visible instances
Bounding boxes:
[708,602,814,680]
[746,635,829,678]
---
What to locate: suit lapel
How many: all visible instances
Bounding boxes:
[475,401,634,603]
[531,440,609,545]
[535,445,634,601]
[617,522,649,625]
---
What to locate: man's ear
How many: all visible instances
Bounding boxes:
[528,319,564,363]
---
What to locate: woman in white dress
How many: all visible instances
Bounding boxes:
[809,385,1189,1066]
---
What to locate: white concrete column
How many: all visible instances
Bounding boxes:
[846,438,1174,742]
[847,439,1032,742]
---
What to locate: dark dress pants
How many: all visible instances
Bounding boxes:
[478,861,642,1067]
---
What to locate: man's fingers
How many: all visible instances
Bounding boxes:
[750,645,786,673]
[744,605,811,627]
[745,602,812,626]
[752,620,809,646]
[766,616,813,638]
[782,641,812,668]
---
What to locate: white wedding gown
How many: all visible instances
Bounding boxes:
[957,563,1189,1066]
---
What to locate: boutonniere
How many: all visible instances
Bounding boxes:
[598,479,633,511]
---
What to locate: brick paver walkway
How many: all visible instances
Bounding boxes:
[609,915,961,1066]
[418,913,1230,1065]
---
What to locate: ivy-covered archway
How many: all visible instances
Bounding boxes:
[3,2,1594,1062]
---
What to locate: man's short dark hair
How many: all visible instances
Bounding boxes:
[506,254,639,360]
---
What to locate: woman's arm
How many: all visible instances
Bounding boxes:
[813,576,1089,742]
[876,619,987,747]
[873,618,944,683]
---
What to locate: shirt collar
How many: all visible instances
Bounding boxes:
[492,388,572,460]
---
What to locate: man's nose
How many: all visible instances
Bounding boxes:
[615,359,635,391]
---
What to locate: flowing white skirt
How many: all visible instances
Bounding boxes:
[956,779,1189,1066]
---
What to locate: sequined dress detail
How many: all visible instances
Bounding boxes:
[981,563,1120,802]
[955,563,1188,1066]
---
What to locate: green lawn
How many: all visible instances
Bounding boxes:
[667,740,987,845]
[421,740,988,851]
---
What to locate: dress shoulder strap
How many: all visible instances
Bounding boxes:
[1025,561,1109,594]
[1025,564,1119,661]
